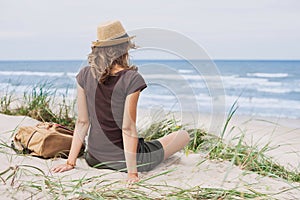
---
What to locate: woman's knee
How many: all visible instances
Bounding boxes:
[158,130,190,149]
[178,130,190,145]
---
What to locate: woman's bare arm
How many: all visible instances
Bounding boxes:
[52,83,90,173]
[122,91,140,181]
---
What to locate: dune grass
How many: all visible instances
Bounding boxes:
[208,135,300,182]
[0,163,267,200]
[0,85,14,115]
[206,101,300,183]
[0,82,76,129]
[139,102,300,183]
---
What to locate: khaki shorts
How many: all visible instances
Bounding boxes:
[85,138,164,172]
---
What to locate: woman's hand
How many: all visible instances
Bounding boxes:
[126,172,139,188]
[51,163,74,173]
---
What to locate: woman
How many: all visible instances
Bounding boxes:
[52,20,190,184]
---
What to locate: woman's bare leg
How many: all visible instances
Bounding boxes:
[157,130,190,160]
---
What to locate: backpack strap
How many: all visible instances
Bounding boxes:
[25,130,38,152]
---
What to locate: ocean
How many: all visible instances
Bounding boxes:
[0,60,299,119]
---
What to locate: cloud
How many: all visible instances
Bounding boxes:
[0,31,37,39]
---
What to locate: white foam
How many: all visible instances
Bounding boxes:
[144,74,290,97]
[143,74,283,90]
[0,71,77,77]
[140,92,300,111]
[257,87,292,94]
[247,73,289,78]
[143,74,201,81]
[0,71,63,77]
[177,69,194,74]
[67,72,77,77]
[0,82,76,96]
[225,95,300,110]
[0,83,30,93]
[221,76,282,88]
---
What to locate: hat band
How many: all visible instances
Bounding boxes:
[110,33,129,40]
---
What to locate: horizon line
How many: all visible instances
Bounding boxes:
[0,59,300,62]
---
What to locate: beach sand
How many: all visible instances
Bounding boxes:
[0,112,299,199]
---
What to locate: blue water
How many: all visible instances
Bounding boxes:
[0,60,299,119]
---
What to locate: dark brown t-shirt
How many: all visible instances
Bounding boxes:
[76,66,147,162]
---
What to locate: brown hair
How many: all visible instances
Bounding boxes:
[88,41,136,83]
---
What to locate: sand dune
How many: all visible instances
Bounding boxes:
[0,113,299,199]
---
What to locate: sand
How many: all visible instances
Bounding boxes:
[0,112,300,199]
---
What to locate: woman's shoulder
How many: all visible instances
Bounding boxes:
[121,68,143,79]
[78,66,91,74]
[76,66,93,88]
[77,66,92,78]
[121,68,147,94]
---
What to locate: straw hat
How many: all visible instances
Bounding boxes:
[91,20,135,47]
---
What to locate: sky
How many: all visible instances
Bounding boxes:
[0,0,300,60]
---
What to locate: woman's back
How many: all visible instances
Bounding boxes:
[76,66,147,162]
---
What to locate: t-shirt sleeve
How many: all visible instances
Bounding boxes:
[126,71,147,96]
[76,67,88,89]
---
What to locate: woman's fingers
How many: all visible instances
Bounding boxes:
[51,164,73,173]
[126,176,139,188]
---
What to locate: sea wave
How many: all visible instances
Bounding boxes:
[141,93,300,110]
[225,95,300,110]
[246,73,289,78]
[143,74,283,90]
[0,71,77,77]
[257,87,292,94]
[221,76,281,88]
[144,74,281,86]
[0,82,76,96]
[177,69,194,74]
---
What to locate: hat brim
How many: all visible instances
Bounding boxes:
[92,35,135,47]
